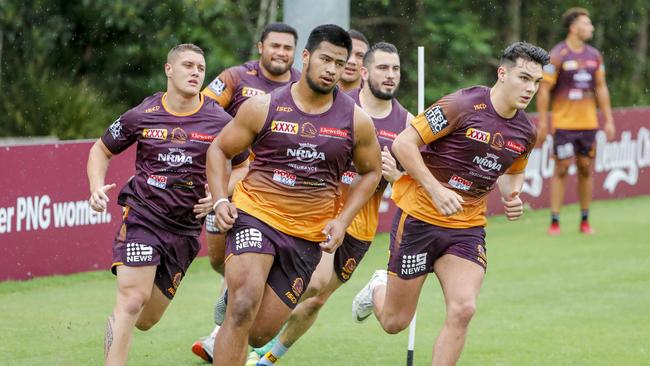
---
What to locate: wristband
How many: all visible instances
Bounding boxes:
[212,198,230,211]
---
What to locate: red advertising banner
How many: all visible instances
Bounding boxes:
[1,108,649,281]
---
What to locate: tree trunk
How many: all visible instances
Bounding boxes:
[269,0,278,23]
[631,6,648,88]
[250,0,270,56]
[507,0,521,44]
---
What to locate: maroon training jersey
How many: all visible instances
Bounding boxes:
[232,84,356,241]
[101,92,246,235]
[342,88,409,240]
[203,60,301,116]
[392,86,537,228]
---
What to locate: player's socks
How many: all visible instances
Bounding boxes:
[253,334,279,357]
[580,209,589,223]
[214,289,228,325]
[258,340,288,365]
[551,212,560,225]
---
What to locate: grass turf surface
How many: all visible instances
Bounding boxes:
[1,196,649,365]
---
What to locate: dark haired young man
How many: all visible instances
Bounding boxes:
[338,29,369,92]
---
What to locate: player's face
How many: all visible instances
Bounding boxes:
[303,42,349,95]
[259,32,296,76]
[500,58,543,110]
[573,15,594,42]
[364,51,400,100]
[341,39,368,83]
[166,50,206,97]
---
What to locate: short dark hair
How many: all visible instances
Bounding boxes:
[363,42,399,67]
[348,29,369,46]
[260,23,298,45]
[167,43,204,63]
[562,7,590,31]
[499,41,550,67]
[304,24,352,57]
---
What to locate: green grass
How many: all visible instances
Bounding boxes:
[1,196,649,365]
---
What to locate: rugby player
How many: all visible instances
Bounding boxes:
[338,29,369,92]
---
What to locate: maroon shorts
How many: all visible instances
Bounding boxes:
[111,207,200,299]
[225,210,322,309]
[388,209,487,279]
[553,129,597,159]
[334,233,371,283]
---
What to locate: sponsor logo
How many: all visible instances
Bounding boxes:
[145,105,160,113]
[126,242,153,263]
[423,105,448,134]
[401,253,427,275]
[490,132,504,150]
[171,179,194,190]
[573,70,592,83]
[142,128,168,140]
[158,148,193,167]
[285,291,298,304]
[473,103,487,111]
[147,174,167,189]
[241,87,265,98]
[301,178,326,187]
[276,106,293,112]
[562,60,579,71]
[585,60,599,69]
[448,174,473,191]
[506,140,525,154]
[568,89,584,100]
[287,163,317,173]
[473,153,503,172]
[377,129,398,140]
[235,228,263,251]
[189,132,215,143]
[341,171,356,185]
[273,169,296,186]
[271,120,299,134]
[292,277,304,296]
[246,70,258,76]
[109,118,122,139]
[340,258,357,280]
[301,122,317,138]
[208,77,226,96]
[556,142,575,159]
[172,272,182,289]
[469,170,492,180]
[319,126,349,139]
[287,143,325,162]
[465,128,490,144]
[171,127,187,144]
[477,245,487,266]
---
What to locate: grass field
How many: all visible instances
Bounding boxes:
[1,196,649,365]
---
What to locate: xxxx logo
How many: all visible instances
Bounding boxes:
[465,128,490,144]
[271,121,298,134]
[142,128,168,140]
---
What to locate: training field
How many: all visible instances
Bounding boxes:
[1,196,648,365]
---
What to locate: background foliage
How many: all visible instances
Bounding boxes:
[1,0,648,139]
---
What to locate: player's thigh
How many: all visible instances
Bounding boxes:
[249,284,293,346]
[383,273,427,320]
[206,232,227,273]
[433,254,484,310]
[136,285,171,330]
[224,252,275,317]
[115,265,157,304]
[303,250,336,298]
[576,154,594,173]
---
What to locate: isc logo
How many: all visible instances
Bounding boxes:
[465,128,490,143]
[276,106,293,112]
[473,103,487,110]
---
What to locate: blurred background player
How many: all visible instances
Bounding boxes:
[536,7,615,235]
[205,24,382,366]
[192,22,301,363]
[352,42,549,366]
[256,41,412,365]
[338,29,369,92]
[86,44,245,366]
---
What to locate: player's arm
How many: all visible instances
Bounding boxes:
[594,67,615,140]
[206,95,269,230]
[496,173,525,221]
[381,112,415,183]
[228,159,250,196]
[321,107,382,253]
[535,82,552,145]
[87,139,117,212]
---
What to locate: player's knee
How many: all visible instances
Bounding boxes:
[577,163,592,178]
[381,317,410,334]
[554,164,570,178]
[302,295,327,316]
[209,259,225,275]
[248,330,276,348]
[117,291,150,317]
[134,315,161,331]
[447,300,476,326]
[227,295,259,327]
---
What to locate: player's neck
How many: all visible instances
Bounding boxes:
[489,86,517,119]
[338,79,361,93]
[565,35,586,52]
[164,89,202,115]
[258,61,292,83]
[359,86,392,119]
[291,80,334,115]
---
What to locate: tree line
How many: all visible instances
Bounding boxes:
[0,0,647,139]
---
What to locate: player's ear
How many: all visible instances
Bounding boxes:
[257,41,263,55]
[302,49,310,66]
[360,66,369,81]
[497,65,507,83]
[164,63,173,78]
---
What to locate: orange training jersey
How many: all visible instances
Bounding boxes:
[232,84,356,242]
[543,41,605,130]
[391,86,536,229]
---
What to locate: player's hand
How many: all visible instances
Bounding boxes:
[502,191,523,221]
[89,183,116,212]
[214,200,238,232]
[604,120,616,141]
[319,219,346,253]
[193,184,213,219]
[381,146,403,183]
[427,185,464,217]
